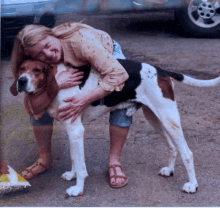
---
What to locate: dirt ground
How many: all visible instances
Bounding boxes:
[1,12,220,206]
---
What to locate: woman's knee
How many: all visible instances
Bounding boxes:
[30,112,54,126]
[109,109,132,128]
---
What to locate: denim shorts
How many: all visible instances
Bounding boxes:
[30,111,54,126]
[30,40,132,127]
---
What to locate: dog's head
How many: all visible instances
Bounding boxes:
[10,59,58,97]
[17,59,52,94]
[10,59,59,117]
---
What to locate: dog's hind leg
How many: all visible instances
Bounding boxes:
[151,100,198,193]
[61,117,88,196]
[142,106,177,177]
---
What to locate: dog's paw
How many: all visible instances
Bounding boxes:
[158,167,174,177]
[182,182,198,193]
[66,185,84,197]
[61,171,76,181]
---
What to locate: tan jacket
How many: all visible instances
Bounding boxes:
[53,23,129,92]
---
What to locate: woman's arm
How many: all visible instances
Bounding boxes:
[73,30,129,91]
[58,29,128,123]
[58,85,111,123]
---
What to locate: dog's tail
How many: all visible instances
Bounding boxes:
[167,71,220,87]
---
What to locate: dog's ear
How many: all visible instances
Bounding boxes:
[10,62,19,96]
[44,64,59,100]
[10,80,19,96]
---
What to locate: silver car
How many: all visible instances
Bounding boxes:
[102,0,220,37]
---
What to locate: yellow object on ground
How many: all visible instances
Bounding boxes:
[0,160,31,194]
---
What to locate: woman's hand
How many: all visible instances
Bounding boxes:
[56,70,84,90]
[58,85,111,123]
[58,95,89,123]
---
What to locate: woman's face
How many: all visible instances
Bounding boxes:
[29,36,63,64]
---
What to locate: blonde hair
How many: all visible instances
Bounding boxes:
[52,21,87,39]
[11,21,87,78]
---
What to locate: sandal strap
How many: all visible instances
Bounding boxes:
[20,159,51,180]
[108,164,128,188]
[22,168,35,178]
[109,175,127,180]
[109,164,124,172]
[35,161,49,170]
[109,164,126,179]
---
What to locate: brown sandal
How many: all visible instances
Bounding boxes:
[20,159,52,181]
[109,164,128,188]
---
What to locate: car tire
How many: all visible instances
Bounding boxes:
[175,0,220,37]
[39,12,56,28]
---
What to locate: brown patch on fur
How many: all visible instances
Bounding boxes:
[53,65,58,76]
[157,75,175,101]
[0,160,10,175]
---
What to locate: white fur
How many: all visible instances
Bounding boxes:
[17,73,35,93]
[19,61,220,196]
[46,63,200,195]
[182,75,220,87]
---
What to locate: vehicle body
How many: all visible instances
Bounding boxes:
[95,0,220,37]
[1,0,58,54]
[1,0,220,55]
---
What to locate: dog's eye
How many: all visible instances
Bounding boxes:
[33,68,41,73]
[20,67,25,71]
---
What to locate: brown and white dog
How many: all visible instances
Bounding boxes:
[11,59,220,196]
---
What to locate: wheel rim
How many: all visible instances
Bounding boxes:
[187,0,220,28]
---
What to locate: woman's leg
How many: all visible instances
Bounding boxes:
[109,125,129,187]
[109,109,132,188]
[20,112,54,180]
[108,40,130,187]
[33,123,53,165]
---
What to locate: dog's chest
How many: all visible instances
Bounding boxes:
[47,64,99,119]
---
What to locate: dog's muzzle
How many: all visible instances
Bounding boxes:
[17,77,28,92]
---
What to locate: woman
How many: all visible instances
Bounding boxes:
[11,22,133,188]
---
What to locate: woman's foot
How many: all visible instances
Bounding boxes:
[20,158,53,181]
[108,162,128,188]
[109,125,129,188]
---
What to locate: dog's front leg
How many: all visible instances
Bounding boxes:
[61,117,88,196]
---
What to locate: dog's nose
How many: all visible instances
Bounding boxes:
[18,77,28,92]
[18,77,28,86]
